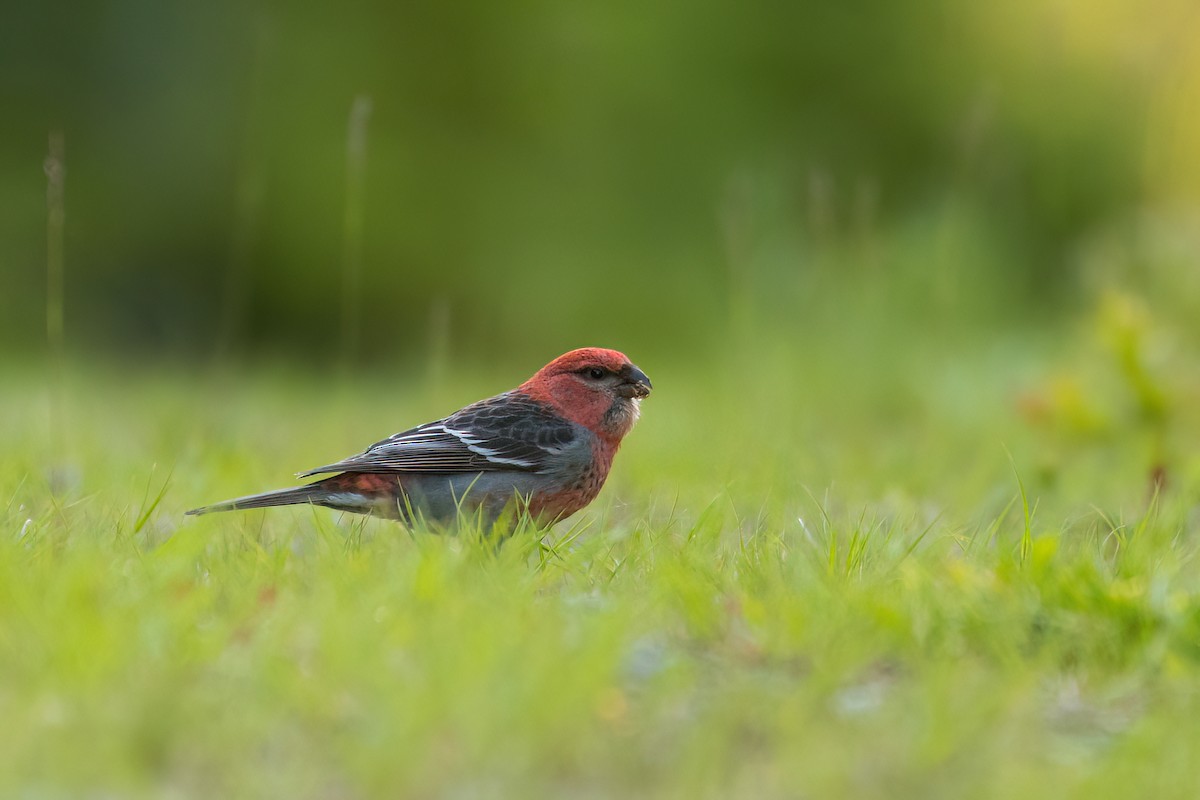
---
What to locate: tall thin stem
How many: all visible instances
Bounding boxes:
[45,132,65,360]
[341,94,372,373]
[44,131,67,471]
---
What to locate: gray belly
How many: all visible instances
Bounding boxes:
[394,471,564,527]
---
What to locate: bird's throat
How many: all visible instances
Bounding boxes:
[602,397,641,442]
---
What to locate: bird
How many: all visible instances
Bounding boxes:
[186,347,652,528]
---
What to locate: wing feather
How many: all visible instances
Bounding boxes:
[297,392,578,476]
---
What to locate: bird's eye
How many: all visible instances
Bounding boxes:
[587,367,606,380]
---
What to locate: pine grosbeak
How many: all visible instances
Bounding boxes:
[187,348,652,526]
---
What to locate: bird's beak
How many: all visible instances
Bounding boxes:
[619,364,653,398]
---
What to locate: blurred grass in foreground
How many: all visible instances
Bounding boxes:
[4,247,1200,797]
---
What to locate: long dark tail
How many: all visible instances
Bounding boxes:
[186,483,327,516]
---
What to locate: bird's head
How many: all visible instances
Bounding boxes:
[520,347,653,442]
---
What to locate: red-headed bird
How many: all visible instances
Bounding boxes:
[187,348,652,527]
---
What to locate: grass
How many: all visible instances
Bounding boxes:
[3,306,1200,798]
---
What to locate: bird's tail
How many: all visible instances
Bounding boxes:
[186,484,325,516]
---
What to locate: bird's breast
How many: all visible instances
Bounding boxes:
[527,460,607,521]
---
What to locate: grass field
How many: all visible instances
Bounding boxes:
[4,289,1200,797]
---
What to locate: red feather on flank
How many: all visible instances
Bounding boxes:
[187,347,652,528]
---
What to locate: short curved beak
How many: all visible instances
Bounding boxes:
[620,364,653,398]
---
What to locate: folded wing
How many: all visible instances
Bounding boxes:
[298,392,579,476]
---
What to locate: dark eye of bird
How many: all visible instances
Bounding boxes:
[587,367,606,380]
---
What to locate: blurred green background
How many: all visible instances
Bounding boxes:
[6,0,1200,364]
[8,4,1200,797]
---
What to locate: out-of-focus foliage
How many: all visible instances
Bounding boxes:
[4,0,1200,362]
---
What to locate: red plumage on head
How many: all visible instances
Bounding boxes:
[519,347,639,440]
[531,347,632,377]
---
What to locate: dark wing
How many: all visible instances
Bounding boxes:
[297,392,579,476]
